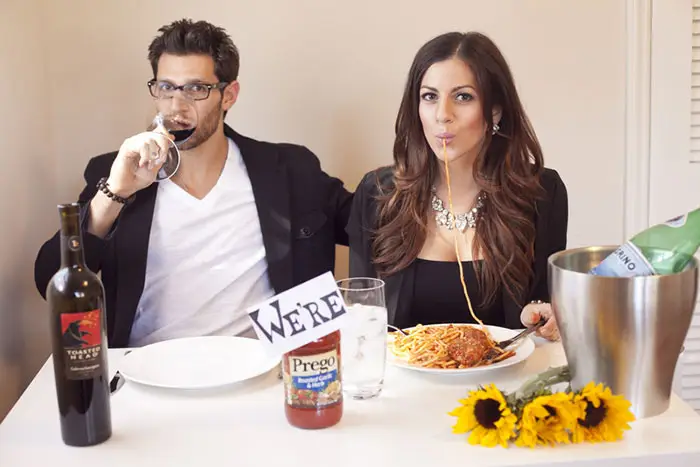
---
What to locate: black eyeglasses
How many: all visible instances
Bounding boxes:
[147,80,229,101]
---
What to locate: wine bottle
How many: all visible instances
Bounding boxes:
[46,203,112,446]
[590,207,700,277]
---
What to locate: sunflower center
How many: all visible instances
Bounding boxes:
[579,398,607,428]
[544,405,557,418]
[474,398,502,428]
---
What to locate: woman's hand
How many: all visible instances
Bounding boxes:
[520,300,560,341]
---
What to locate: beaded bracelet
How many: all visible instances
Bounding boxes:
[96,177,135,205]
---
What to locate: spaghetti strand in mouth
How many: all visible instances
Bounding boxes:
[442,138,490,338]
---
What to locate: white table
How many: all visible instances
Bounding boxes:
[1,339,699,467]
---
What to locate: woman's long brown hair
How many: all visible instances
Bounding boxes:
[372,32,546,308]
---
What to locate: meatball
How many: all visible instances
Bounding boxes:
[446,328,492,367]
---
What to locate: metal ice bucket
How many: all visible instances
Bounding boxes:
[548,246,697,419]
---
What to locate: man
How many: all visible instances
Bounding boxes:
[34,19,353,348]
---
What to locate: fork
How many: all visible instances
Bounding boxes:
[495,318,546,350]
[109,350,132,394]
[387,324,409,336]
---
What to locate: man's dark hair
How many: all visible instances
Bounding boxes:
[147,19,240,83]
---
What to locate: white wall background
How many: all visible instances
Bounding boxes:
[41,0,627,246]
[1,0,671,421]
[0,0,55,423]
[649,0,700,410]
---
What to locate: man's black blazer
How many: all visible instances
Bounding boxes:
[34,125,353,347]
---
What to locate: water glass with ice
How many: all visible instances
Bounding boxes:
[336,278,387,400]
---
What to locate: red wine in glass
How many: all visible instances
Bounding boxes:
[149,106,198,181]
[170,127,196,143]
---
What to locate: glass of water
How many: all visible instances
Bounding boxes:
[336,277,387,400]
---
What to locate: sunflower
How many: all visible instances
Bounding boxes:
[448,384,518,448]
[515,392,581,448]
[571,382,636,443]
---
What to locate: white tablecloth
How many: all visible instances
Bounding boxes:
[1,339,699,467]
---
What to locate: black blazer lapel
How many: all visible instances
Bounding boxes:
[113,183,158,344]
[227,126,293,294]
[384,263,415,328]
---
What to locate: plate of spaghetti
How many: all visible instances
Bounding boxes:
[387,323,535,374]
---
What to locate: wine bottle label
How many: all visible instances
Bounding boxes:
[590,242,656,277]
[60,310,103,380]
[664,214,687,228]
[284,349,342,408]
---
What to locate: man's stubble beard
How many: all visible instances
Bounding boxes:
[177,100,223,151]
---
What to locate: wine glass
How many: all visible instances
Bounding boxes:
[146,99,199,181]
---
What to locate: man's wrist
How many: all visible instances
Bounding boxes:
[97,177,135,205]
[105,177,135,197]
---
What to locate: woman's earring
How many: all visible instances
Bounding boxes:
[492,122,500,135]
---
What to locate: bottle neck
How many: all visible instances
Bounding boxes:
[59,212,86,268]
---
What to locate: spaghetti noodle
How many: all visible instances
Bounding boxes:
[442,138,489,336]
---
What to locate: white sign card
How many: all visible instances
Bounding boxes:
[246,271,350,356]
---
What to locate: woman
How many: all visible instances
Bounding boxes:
[346,32,568,341]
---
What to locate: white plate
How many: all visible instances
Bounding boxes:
[387,324,535,375]
[119,336,280,389]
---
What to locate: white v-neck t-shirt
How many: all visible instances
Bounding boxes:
[128,137,275,347]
